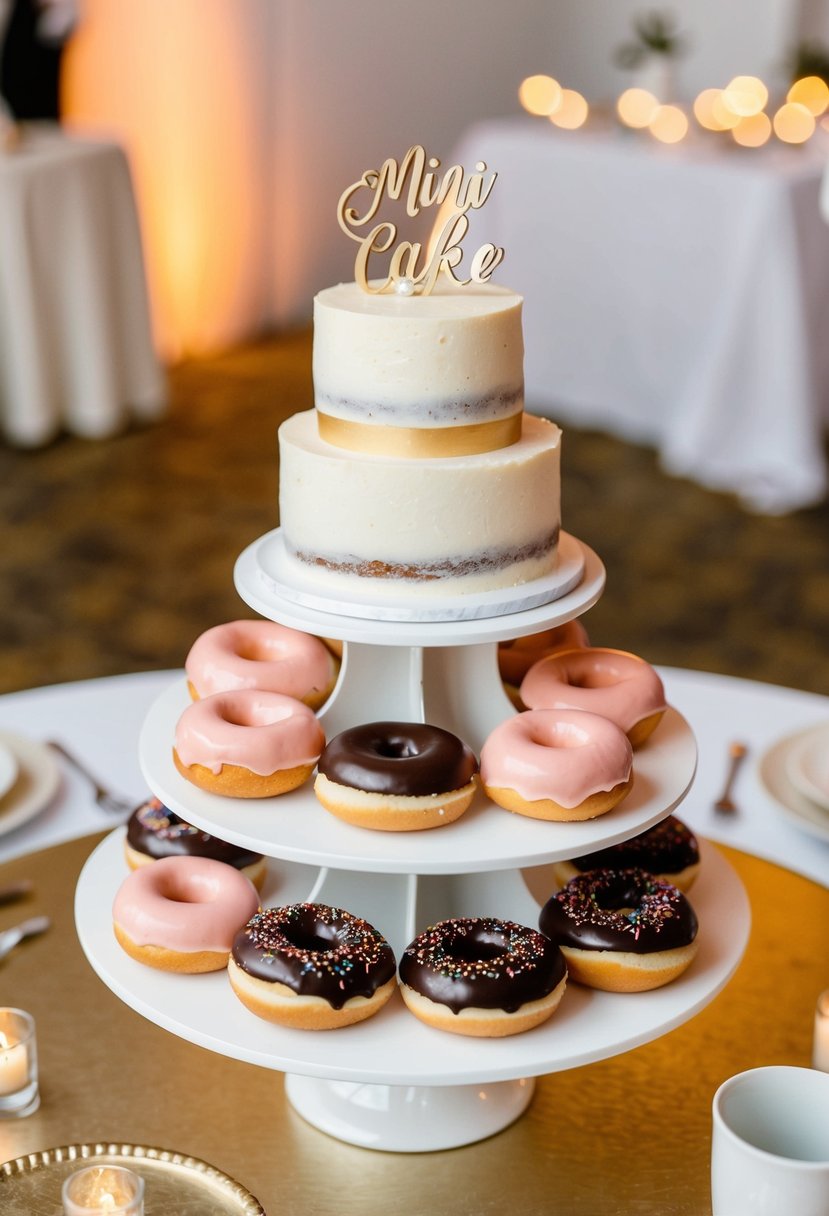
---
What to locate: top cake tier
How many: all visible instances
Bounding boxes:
[312,280,524,457]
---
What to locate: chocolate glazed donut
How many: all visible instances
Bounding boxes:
[228,903,398,1029]
[401,917,566,1011]
[539,868,699,993]
[124,797,266,888]
[539,868,698,953]
[318,722,477,795]
[552,816,701,892]
[314,721,479,832]
[233,904,396,1008]
[398,917,568,1037]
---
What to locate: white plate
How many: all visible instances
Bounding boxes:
[76,831,749,1088]
[0,731,61,837]
[784,722,829,812]
[139,679,698,875]
[0,740,19,801]
[759,725,829,845]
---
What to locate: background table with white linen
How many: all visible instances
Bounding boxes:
[0,666,826,888]
[454,117,829,514]
[0,124,165,446]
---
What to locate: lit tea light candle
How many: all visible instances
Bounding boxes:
[0,1008,39,1118]
[62,1165,145,1215]
[813,989,829,1073]
[0,1029,28,1095]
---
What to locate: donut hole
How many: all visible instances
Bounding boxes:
[222,706,253,727]
[234,641,272,662]
[282,916,343,954]
[374,738,420,760]
[219,699,294,728]
[445,937,506,964]
[160,876,219,904]
[532,719,591,750]
[592,874,645,913]
[289,928,338,952]
[565,669,620,689]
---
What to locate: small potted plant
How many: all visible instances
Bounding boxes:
[615,10,687,101]
[785,38,829,85]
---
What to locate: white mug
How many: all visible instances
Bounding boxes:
[712,1066,829,1216]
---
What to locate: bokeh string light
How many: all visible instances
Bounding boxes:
[648,104,688,144]
[519,71,829,148]
[616,88,659,129]
[786,75,829,115]
[773,102,816,144]
[722,75,768,117]
[518,75,563,118]
[549,89,589,130]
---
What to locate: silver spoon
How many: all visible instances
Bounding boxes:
[714,742,748,815]
[0,916,51,963]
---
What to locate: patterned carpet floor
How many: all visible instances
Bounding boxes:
[2,328,828,697]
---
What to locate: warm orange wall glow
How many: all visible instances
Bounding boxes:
[62,1,268,360]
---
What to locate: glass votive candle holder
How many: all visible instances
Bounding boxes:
[0,1007,39,1118]
[62,1165,145,1215]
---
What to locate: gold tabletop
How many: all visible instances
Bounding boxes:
[0,834,826,1215]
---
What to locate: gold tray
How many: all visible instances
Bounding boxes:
[0,1143,265,1215]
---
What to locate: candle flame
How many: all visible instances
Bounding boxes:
[0,1032,9,1051]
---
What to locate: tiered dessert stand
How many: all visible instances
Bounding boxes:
[75,529,750,1152]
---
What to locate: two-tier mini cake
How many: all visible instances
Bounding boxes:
[276,148,562,604]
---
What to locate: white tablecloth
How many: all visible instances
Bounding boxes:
[454,118,829,514]
[0,124,165,446]
[0,667,826,888]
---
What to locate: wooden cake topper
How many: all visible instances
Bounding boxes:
[337,145,504,295]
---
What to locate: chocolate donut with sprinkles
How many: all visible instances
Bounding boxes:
[551,815,700,893]
[227,903,397,1029]
[124,796,267,889]
[539,868,699,992]
[399,917,567,1037]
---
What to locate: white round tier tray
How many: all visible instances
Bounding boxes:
[234,531,605,642]
[141,678,697,876]
[77,832,749,1151]
[239,528,587,624]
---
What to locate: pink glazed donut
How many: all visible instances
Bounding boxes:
[112,855,260,973]
[185,620,338,710]
[481,708,634,822]
[174,689,325,798]
[520,648,667,748]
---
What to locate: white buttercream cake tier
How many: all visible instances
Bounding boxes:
[313,280,524,431]
[277,409,561,599]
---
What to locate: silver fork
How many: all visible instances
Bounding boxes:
[0,916,51,963]
[47,740,135,817]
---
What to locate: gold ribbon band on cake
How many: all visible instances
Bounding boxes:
[317,413,522,457]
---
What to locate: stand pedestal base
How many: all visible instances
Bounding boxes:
[284,1074,536,1152]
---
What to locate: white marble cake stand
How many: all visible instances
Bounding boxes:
[243,528,589,623]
